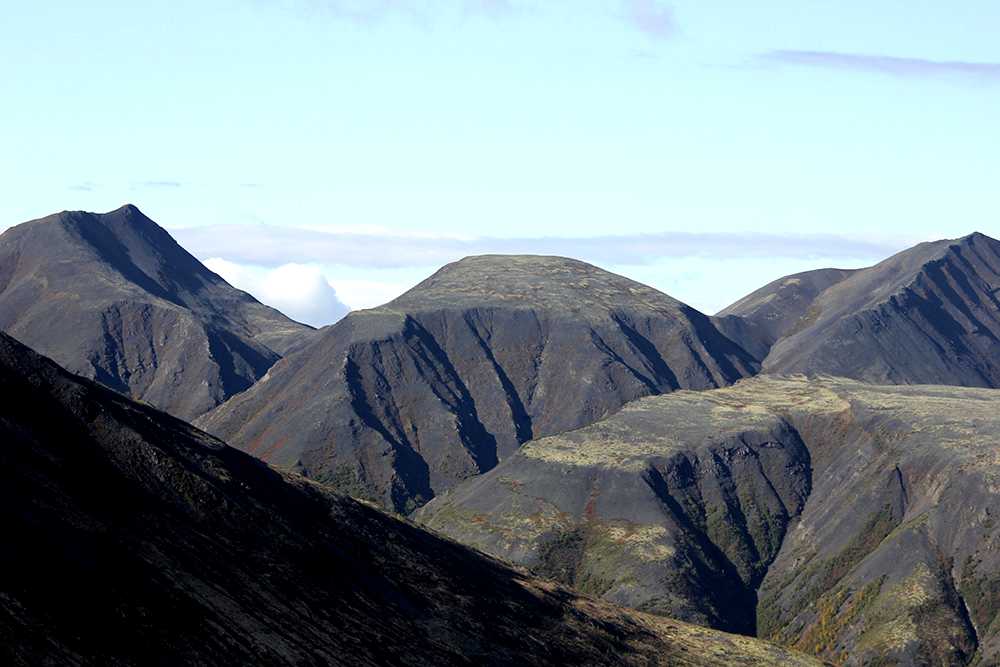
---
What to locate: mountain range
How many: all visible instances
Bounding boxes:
[5,205,1000,666]
[0,331,822,666]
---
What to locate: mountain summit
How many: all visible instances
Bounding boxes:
[198,254,759,512]
[0,205,313,419]
[390,254,689,313]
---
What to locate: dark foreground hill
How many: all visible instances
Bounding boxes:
[719,233,1000,387]
[0,205,313,420]
[0,332,822,667]
[198,255,759,513]
[419,375,1000,666]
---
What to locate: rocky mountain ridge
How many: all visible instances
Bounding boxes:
[718,233,1000,388]
[0,205,313,420]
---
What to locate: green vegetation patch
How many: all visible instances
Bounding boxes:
[809,505,896,601]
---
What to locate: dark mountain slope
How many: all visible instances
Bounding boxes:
[713,267,857,359]
[0,205,313,419]
[0,332,822,667]
[419,375,1000,665]
[717,233,1000,387]
[198,255,759,513]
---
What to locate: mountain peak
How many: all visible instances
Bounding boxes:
[110,202,143,215]
[0,207,313,419]
[755,231,1000,386]
[200,252,759,513]
[954,230,997,249]
[106,203,151,222]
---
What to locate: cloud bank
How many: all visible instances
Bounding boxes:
[176,226,899,270]
[761,50,1000,82]
[204,258,350,326]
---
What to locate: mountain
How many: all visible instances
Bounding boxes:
[0,205,313,419]
[719,233,1000,387]
[713,267,857,359]
[418,375,1000,665]
[419,384,808,637]
[0,332,823,667]
[197,255,759,513]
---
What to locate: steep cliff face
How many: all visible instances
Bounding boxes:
[419,376,1000,665]
[0,332,824,667]
[0,205,313,420]
[198,255,759,512]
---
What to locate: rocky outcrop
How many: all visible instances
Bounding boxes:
[198,255,759,513]
[0,205,313,419]
[419,375,1000,665]
[0,332,824,667]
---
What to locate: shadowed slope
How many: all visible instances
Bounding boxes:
[0,205,313,419]
[0,332,821,667]
[762,233,1000,386]
[718,233,1000,387]
[198,255,758,513]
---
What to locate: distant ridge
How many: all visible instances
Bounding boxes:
[198,254,759,513]
[0,205,314,419]
[713,267,857,359]
[719,232,1000,387]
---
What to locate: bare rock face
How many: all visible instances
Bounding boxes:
[719,233,1000,387]
[419,376,1000,666]
[0,332,825,667]
[0,205,313,419]
[198,255,759,513]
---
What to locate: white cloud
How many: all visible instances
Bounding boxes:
[332,278,412,310]
[204,258,350,327]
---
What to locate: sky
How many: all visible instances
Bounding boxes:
[2,1,998,326]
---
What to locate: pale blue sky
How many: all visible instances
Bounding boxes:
[2,2,998,324]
